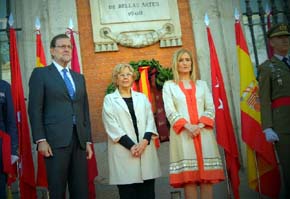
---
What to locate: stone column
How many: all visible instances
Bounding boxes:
[188,0,245,166]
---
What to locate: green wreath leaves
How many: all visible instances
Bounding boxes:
[105,59,173,94]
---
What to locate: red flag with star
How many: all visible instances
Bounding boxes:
[206,26,241,199]
[10,27,37,199]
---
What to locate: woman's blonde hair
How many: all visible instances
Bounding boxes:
[112,63,137,87]
[171,48,200,83]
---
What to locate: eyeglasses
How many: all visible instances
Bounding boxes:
[118,73,133,78]
[55,45,73,50]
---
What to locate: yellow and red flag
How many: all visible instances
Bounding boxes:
[138,66,153,103]
[35,30,48,188]
[36,31,47,67]
[138,66,160,148]
[235,19,280,198]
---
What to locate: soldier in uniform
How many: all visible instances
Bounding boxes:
[0,80,18,198]
[258,23,290,196]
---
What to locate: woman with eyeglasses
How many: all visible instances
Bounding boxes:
[162,49,225,199]
[102,63,161,199]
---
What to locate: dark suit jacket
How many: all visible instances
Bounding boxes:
[28,64,92,149]
[0,80,18,155]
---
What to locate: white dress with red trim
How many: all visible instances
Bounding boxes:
[162,80,225,188]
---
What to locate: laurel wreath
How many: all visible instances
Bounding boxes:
[105,59,173,94]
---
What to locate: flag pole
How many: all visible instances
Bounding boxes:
[221,148,232,199]
[9,13,37,198]
[273,143,285,197]
[204,13,234,199]
[35,17,50,198]
[66,18,99,199]
[254,151,263,199]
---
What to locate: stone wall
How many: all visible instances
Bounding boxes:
[11,0,246,167]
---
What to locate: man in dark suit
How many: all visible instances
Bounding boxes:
[0,80,18,198]
[258,23,290,196]
[28,34,93,198]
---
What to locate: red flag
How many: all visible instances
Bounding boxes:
[68,29,81,73]
[0,130,12,176]
[35,30,48,188]
[67,28,98,199]
[87,146,98,199]
[235,20,280,198]
[9,27,37,199]
[206,26,241,199]
[132,81,138,91]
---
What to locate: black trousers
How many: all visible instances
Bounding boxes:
[276,134,290,198]
[117,179,155,199]
[45,126,88,199]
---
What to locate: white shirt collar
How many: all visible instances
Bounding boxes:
[274,54,289,61]
[52,60,71,74]
[52,60,76,90]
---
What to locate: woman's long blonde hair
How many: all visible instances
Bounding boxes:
[171,48,200,83]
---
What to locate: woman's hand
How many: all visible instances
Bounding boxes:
[184,123,202,138]
[130,144,138,157]
[131,139,149,157]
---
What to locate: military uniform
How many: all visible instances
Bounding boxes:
[258,56,290,133]
[258,23,290,196]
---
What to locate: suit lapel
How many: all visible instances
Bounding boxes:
[48,64,71,100]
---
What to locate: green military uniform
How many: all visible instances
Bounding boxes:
[258,56,290,132]
[258,23,290,195]
[258,56,290,195]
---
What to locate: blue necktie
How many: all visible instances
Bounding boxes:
[62,68,75,99]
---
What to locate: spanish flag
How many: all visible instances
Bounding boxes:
[138,66,160,148]
[138,66,152,104]
[35,30,48,189]
[235,19,280,198]
[36,31,47,67]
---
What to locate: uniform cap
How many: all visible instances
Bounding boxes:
[267,23,290,38]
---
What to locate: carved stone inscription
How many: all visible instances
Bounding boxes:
[89,0,182,52]
[100,1,170,24]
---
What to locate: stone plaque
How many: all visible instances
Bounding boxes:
[100,1,171,24]
[89,0,182,52]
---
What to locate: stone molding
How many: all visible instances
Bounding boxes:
[89,0,182,52]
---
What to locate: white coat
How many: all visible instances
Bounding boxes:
[102,89,161,185]
[162,80,224,186]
